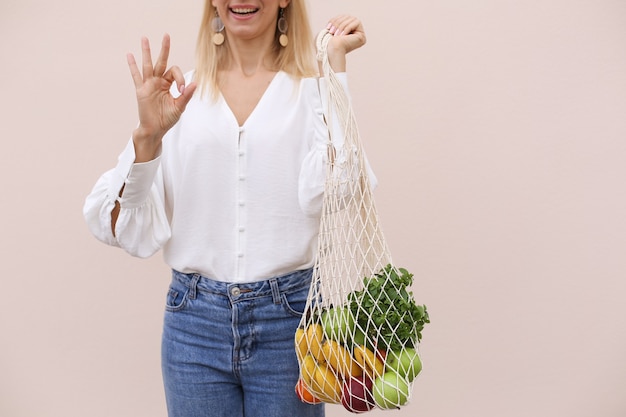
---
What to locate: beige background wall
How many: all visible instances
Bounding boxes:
[1,0,625,416]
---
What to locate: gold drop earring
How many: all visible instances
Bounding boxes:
[278,8,288,47]
[212,12,225,45]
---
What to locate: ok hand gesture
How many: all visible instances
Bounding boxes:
[127,34,197,162]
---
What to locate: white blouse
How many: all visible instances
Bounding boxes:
[83,71,376,283]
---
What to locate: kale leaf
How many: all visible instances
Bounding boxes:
[347,265,429,352]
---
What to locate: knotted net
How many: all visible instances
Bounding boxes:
[294,30,429,412]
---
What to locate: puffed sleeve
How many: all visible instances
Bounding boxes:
[298,73,377,217]
[83,139,171,258]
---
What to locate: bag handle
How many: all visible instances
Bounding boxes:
[316,30,372,190]
[316,30,361,150]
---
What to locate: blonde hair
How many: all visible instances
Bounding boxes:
[195,0,318,98]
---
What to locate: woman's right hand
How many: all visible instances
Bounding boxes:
[127,34,196,162]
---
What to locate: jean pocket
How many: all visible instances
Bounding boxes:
[165,281,190,312]
[280,286,310,317]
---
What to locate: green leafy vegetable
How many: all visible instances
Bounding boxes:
[347,264,429,352]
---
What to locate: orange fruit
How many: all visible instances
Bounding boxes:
[295,379,322,404]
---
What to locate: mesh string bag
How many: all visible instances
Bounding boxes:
[294,30,430,413]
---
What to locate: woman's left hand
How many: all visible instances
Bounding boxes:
[324,15,366,72]
[326,15,367,54]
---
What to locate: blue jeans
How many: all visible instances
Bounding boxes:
[161,269,325,417]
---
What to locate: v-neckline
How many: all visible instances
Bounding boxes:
[219,71,283,128]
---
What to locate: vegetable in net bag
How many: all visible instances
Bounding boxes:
[294,30,430,413]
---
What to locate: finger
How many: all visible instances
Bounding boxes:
[337,17,362,36]
[327,15,352,35]
[328,15,362,36]
[163,65,186,93]
[126,53,143,89]
[175,81,197,111]
[141,36,154,79]
[171,65,187,94]
[153,34,171,77]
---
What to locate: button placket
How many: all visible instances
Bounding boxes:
[235,127,247,280]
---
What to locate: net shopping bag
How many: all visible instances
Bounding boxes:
[294,30,430,413]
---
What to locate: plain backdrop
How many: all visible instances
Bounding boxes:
[1,0,625,416]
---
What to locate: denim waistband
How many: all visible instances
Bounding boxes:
[171,268,313,304]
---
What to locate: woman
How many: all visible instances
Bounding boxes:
[84,1,373,416]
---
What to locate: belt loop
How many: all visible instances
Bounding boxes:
[189,274,201,300]
[269,278,281,305]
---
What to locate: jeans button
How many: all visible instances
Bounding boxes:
[230,287,241,297]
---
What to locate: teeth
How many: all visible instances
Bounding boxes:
[231,8,257,14]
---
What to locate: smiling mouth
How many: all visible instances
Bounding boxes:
[230,7,259,15]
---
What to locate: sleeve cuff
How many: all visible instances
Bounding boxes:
[318,72,350,113]
[107,138,161,209]
[318,72,351,149]
[120,157,161,208]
